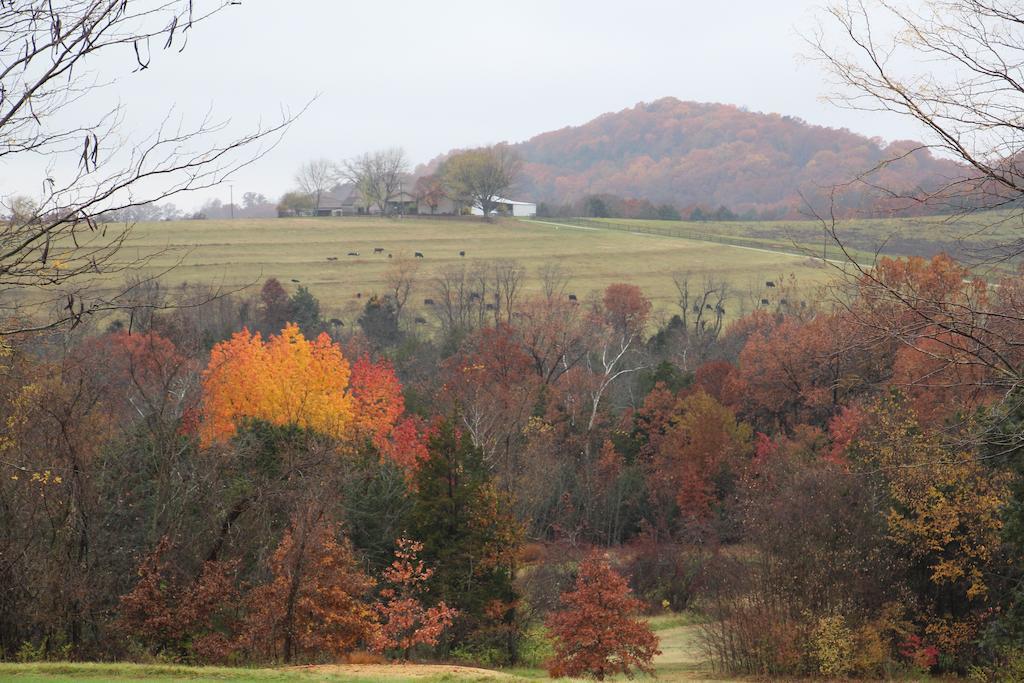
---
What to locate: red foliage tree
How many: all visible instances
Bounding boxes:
[693,359,736,405]
[441,324,543,476]
[546,551,660,680]
[117,536,238,662]
[370,538,457,659]
[582,283,652,431]
[74,330,198,432]
[259,277,291,333]
[636,388,752,523]
[729,310,884,430]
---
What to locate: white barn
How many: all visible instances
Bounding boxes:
[470,197,537,217]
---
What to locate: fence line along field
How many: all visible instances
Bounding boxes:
[119,216,838,320]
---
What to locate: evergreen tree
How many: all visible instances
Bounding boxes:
[358,294,402,348]
[288,286,323,337]
[406,419,521,656]
[981,391,1024,645]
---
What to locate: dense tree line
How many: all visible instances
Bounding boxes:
[1,248,1023,678]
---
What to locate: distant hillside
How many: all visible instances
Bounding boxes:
[504,98,964,217]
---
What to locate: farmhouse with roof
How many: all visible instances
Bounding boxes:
[285,178,536,218]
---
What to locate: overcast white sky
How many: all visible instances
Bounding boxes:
[9,0,936,209]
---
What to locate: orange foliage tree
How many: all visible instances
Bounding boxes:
[370,538,457,659]
[200,324,353,446]
[200,325,426,470]
[238,510,375,663]
[546,551,660,680]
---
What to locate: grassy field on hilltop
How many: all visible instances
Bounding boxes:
[580,211,1024,272]
[117,216,838,322]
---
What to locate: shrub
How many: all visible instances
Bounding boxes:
[810,614,853,677]
[624,535,706,612]
[117,537,238,663]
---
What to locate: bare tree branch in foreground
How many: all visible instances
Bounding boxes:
[0,1,307,337]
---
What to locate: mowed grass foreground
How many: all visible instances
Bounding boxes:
[0,661,515,682]
[118,216,837,321]
[0,615,736,681]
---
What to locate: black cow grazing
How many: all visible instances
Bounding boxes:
[415,252,424,258]
[423,298,435,305]
[414,317,427,325]
[568,293,578,301]
[765,281,776,288]
[705,304,714,311]
[348,251,359,256]
[760,298,770,306]
[373,247,385,254]
[291,279,300,283]
[459,250,466,257]
[326,256,338,261]
[355,292,362,299]
[780,298,788,306]
[716,305,725,314]
[329,318,344,326]
[485,303,496,311]
[800,301,807,308]
[388,253,392,258]
[469,292,481,301]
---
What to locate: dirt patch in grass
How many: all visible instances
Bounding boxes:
[290,663,514,680]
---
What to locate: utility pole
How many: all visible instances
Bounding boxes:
[229,185,234,219]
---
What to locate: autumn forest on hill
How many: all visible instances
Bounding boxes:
[524,98,967,217]
[425,97,970,221]
[6,1,1024,682]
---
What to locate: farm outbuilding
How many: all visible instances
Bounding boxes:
[470,197,537,217]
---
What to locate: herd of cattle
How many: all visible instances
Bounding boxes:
[292,273,794,330]
[322,248,471,260]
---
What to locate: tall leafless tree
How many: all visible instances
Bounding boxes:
[343,148,408,215]
[490,259,525,325]
[810,0,1024,440]
[810,0,1024,258]
[537,262,572,302]
[0,1,302,338]
[383,252,420,318]
[671,272,728,369]
[294,158,339,214]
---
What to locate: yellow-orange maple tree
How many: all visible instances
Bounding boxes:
[200,324,353,446]
[200,325,428,471]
